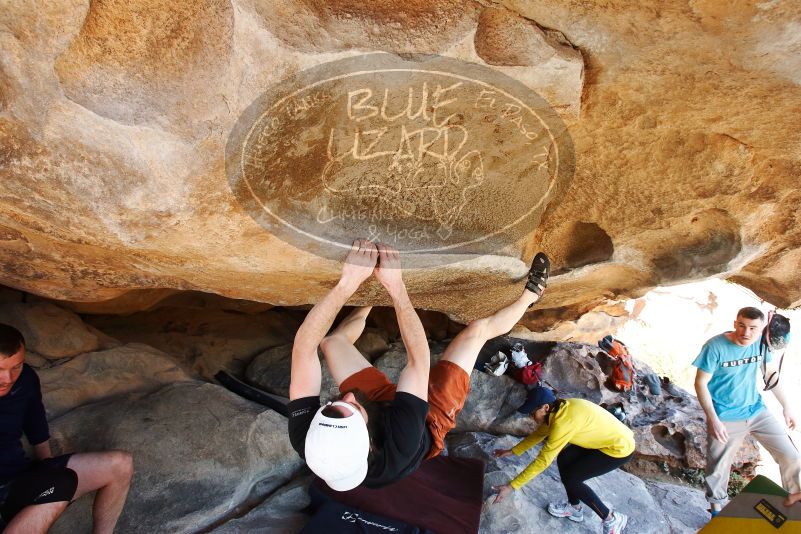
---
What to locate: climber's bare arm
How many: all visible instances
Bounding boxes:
[289,239,378,400]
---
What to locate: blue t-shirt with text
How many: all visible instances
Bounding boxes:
[692,333,772,421]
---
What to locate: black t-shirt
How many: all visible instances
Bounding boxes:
[0,365,50,483]
[288,392,432,489]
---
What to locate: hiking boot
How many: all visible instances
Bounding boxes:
[602,511,628,534]
[546,501,584,522]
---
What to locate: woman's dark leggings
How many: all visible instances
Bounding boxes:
[556,444,633,519]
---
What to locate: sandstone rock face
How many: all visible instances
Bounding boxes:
[474,7,581,69]
[53,0,235,129]
[48,382,302,534]
[62,290,275,316]
[2,1,798,321]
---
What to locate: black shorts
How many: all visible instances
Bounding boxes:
[0,454,78,522]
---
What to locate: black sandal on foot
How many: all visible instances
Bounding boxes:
[525,252,550,305]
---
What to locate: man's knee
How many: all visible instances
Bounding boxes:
[780,452,801,473]
[107,451,134,481]
[77,450,133,483]
[319,334,345,356]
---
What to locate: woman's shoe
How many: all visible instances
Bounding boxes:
[547,501,584,522]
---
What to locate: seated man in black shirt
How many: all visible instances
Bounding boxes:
[0,324,134,534]
[288,239,549,491]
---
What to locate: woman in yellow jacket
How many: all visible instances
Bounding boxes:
[491,385,635,534]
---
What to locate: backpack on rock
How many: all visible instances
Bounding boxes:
[512,361,543,386]
[598,335,636,392]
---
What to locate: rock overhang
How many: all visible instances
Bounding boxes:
[0,1,799,322]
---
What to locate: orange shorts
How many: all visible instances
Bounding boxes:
[340,360,471,459]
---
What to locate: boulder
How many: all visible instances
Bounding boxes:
[246,343,296,394]
[210,477,311,534]
[48,382,303,534]
[85,307,304,379]
[37,343,194,418]
[245,343,340,401]
[0,301,99,359]
[446,432,709,534]
[244,339,532,435]
[353,327,391,361]
[20,349,51,369]
[369,341,535,436]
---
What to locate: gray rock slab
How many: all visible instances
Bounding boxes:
[210,477,311,534]
[245,343,340,402]
[38,343,194,418]
[644,480,711,533]
[48,382,303,534]
[446,432,709,534]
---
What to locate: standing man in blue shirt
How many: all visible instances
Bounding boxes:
[693,306,800,515]
[0,324,134,533]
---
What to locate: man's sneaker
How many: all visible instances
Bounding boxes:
[546,501,584,522]
[602,511,628,534]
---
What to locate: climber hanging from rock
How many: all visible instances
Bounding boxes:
[286,238,549,491]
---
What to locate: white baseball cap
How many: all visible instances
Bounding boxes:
[304,400,370,491]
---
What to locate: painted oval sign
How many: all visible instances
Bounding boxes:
[227,54,574,263]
